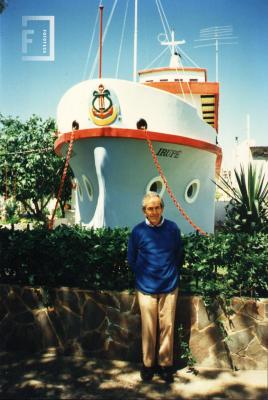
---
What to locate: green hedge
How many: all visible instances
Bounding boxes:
[0,225,267,297]
[182,231,268,299]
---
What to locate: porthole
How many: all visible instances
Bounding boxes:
[146,176,165,197]
[185,179,200,204]
[77,181,83,202]
[82,175,93,201]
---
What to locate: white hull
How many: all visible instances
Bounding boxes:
[56,78,221,234]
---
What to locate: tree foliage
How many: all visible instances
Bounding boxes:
[215,163,268,233]
[0,0,8,14]
[0,114,73,221]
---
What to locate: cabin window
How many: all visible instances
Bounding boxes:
[82,175,93,201]
[146,176,165,197]
[160,79,168,82]
[190,79,198,82]
[185,179,200,203]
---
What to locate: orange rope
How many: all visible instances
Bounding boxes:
[48,131,75,230]
[145,130,208,236]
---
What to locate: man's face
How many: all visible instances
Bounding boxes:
[143,197,163,226]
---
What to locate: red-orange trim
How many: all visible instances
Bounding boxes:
[143,81,218,95]
[214,90,219,133]
[55,127,222,174]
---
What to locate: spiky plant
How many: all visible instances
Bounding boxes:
[215,163,268,233]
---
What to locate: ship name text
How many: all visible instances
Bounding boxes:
[156,148,182,159]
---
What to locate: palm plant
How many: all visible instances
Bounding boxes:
[215,163,268,233]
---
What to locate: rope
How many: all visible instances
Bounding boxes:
[115,0,129,78]
[48,131,75,230]
[143,46,169,70]
[157,0,198,69]
[155,0,171,55]
[156,0,197,107]
[82,6,99,80]
[145,130,208,236]
[177,47,200,68]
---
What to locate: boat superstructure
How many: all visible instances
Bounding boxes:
[54,8,222,234]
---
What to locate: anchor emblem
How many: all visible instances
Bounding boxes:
[89,84,118,126]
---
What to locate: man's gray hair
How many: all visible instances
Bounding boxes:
[142,191,164,210]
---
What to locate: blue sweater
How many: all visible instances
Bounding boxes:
[127,219,184,294]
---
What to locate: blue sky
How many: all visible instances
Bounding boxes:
[0,0,267,167]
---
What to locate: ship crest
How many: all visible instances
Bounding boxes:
[89,83,119,126]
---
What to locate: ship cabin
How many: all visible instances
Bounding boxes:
[138,53,219,133]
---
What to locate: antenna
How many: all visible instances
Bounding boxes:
[194,25,238,81]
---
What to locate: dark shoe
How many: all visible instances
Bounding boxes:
[140,364,154,381]
[159,366,174,383]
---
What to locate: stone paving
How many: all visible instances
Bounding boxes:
[0,351,267,399]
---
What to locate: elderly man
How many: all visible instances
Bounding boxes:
[128,191,184,383]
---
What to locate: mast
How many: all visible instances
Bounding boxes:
[133,0,138,81]
[99,5,104,79]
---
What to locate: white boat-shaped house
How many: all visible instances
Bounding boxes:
[55,37,222,234]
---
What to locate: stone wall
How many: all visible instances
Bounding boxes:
[0,284,267,370]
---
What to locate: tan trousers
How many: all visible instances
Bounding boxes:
[137,287,178,367]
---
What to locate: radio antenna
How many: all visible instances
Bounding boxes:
[194,25,238,81]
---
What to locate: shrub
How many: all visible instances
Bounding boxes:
[4,199,20,224]
[0,225,132,290]
[215,163,268,233]
[182,231,268,299]
[0,225,267,298]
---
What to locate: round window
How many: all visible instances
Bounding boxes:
[82,175,93,201]
[77,180,83,202]
[146,176,165,197]
[185,179,200,203]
